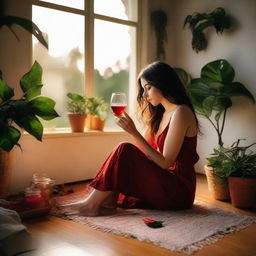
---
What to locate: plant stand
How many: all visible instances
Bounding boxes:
[0,150,13,198]
[204,165,230,201]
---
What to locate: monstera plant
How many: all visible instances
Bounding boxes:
[176,59,255,201]
[0,61,59,151]
[186,59,255,147]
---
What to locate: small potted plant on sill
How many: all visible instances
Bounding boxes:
[208,139,256,208]
[86,97,109,131]
[66,92,89,132]
[176,59,255,200]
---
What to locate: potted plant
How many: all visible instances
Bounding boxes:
[0,61,59,197]
[176,59,255,200]
[151,10,168,60]
[183,7,231,53]
[227,140,256,208]
[66,93,89,132]
[208,139,256,208]
[86,97,109,131]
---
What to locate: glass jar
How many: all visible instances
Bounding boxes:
[32,173,55,205]
[25,187,43,208]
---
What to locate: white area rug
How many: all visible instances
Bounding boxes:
[52,197,256,254]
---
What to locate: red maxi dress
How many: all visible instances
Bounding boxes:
[89,124,199,210]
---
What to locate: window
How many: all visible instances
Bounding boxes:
[32,0,143,130]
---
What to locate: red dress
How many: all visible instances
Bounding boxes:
[89,124,199,210]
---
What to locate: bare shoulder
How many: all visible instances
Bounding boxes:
[173,105,194,119]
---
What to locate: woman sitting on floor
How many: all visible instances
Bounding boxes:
[59,61,200,216]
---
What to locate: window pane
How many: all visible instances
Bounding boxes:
[37,0,84,10]
[94,0,138,21]
[33,6,85,129]
[94,19,136,130]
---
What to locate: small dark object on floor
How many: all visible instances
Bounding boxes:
[142,218,164,228]
[67,188,74,193]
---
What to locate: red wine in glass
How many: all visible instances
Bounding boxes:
[110,93,127,116]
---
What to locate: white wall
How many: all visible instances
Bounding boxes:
[149,0,256,173]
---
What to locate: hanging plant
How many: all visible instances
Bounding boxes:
[151,10,168,60]
[183,7,231,53]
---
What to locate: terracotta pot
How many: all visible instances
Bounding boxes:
[228,176,256,209]
[68,114,87,132]
[204,165,230,201]
[85,115,105,131]
[0,150,13,198]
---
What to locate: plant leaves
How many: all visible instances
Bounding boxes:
[0,124,21,151]
[67,92,85,102]
[174,68,191,86]
[0,77,14,102]
[1,16,48,49]
[202,96,216,117]
[29,96,59,120]
[24,84,43,101]
[13,114,43,141]
[20,61,42,99]
[221,82,255,103]
[201,59,235,84]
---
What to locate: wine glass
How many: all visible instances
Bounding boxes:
[110,92,127,116]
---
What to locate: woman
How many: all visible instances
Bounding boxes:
[60,61,199,216]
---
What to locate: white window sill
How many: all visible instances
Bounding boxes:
[23,128,126,139]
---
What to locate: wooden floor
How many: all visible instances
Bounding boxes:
[22,174,256,256]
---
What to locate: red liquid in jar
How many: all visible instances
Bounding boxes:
[111,105,126,116]
[25,195,43,208]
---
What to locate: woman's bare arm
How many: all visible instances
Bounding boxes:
[117,106,195,169]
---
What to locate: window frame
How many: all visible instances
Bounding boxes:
[31,0,148,133]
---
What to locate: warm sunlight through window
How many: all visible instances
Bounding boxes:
[32,0,139,130]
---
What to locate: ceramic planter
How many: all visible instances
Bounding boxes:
[204,165,230,201]
[91,116,105,131]
[228,176,256,209]
[68,113,87,132]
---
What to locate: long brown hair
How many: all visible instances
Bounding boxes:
[137,61,199,134]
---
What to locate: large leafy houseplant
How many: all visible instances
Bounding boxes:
[0,61,59,151]
[175,59,255,200]
[186,59,255,147]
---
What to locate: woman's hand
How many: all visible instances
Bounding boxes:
[116,112,139,136]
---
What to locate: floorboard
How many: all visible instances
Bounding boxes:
[21,174,256,256]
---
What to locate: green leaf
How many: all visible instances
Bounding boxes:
[24,84,43,101]
[174,68,191,86]
[202,96,216,117]
[20,61,42,99]
[0,77,14,102]
[67,92,85,102]
[201,59,235,84]
[215,97,232,110]
[0,125,21,151]
[214,111,223,121]
[221,82,255,103]
[1,16,48,49]
[14,114,43,141]
[29,97,59,120]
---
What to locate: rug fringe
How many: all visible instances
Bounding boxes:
[177,217,256,254]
